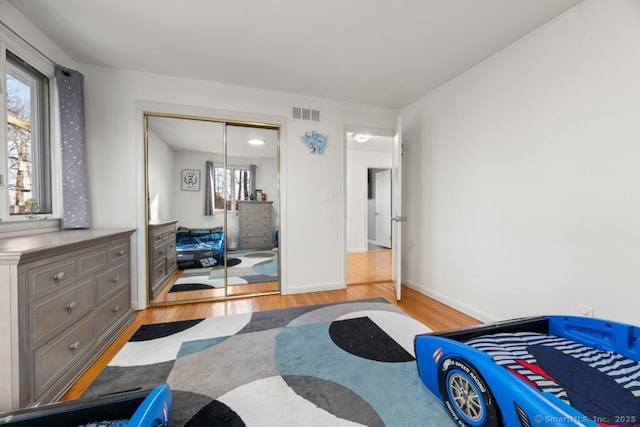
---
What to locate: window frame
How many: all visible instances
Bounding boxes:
[0,34,61,229]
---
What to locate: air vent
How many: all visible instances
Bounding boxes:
[291,106,321,123]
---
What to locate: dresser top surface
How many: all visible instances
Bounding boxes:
[0,229,135,260]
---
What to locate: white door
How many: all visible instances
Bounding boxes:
[391,117,404,300]
[374,170,392,248]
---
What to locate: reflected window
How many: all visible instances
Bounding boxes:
[214,165,252,211]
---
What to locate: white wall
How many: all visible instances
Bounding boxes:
[346,143,393,252]
[147,129,176,222]
[78,65,397,304]
[401,0,640,325]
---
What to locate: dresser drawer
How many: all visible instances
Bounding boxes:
[34,314,96,398]
[95,262,129,302]
[78,248,107,276]
[108,242,129,264]
[152,241,167,261]
[239,212,271,223]
[162,226,176,240]
[240,227,271,237]
[239,202,271,214]
[165,238,176,255]
[151,259,167,284]
[239,236,273,247]
[96,288,130,336]
[30,278,94,349]
[29,258,77,299]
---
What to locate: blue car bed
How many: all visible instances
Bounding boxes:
[176,226,224,269]
[415,316,640,426]
[0,384,171,427]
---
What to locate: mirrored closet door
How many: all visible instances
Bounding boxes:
[144,113,280,306]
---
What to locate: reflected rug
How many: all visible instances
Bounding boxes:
[170,251,278,292]
[82,299,454,426]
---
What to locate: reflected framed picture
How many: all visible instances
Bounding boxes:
[181,169,200,191]
[255,189,263,200]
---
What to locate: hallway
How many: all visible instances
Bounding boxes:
[347,245,392,285]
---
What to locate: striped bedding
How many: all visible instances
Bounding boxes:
[465,332,640,410]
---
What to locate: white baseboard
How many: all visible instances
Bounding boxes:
[282,281,346,295]
[403,279,498,324]
[347,247,368,253]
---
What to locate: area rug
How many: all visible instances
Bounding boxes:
[81,299,455,426]
[170,251,278,292]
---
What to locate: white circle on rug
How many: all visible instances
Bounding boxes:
[219,376,366,427]
[335,310,431,358]
[109,314,252,367]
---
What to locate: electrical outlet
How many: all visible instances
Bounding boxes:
[578,304,594,317]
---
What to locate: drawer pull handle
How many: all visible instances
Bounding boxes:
[53,272,65,282]
[117,249,125,256]
[70,341,80,351]
[112,305,120,313]
[66,301,76,311]
[112,276,120,283]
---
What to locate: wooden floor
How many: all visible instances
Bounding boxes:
[61,249,480,401]
[347,246,392,285]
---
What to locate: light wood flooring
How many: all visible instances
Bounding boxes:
[347,245,392,285]
[61,249,480,401]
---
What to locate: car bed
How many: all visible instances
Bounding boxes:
[415,315,640,426]
[0,384,171,427]
[175,226,224,269]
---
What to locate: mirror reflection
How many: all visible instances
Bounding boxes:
[145,114,280,305]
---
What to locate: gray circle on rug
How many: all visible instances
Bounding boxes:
[283,375,384,427]
[244,252,275,258]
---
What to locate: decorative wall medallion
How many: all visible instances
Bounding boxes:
[181,169,200,191]
[301,131,327,154]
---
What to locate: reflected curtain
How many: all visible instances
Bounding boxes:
[55,66,90,229]
[249,164,256,199]
[204,160,214,215]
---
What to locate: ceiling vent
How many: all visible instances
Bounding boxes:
[291,106,321,123]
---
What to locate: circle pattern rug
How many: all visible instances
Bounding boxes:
[82,299,455,426]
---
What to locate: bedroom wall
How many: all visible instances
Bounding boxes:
[147,128,176,222]
[75,66,396,306]
[401,0,640,325]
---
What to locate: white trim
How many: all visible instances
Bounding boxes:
[403,278,498,323]
[280,280,346,295]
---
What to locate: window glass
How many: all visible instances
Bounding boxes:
[5,51,50,216]
[214,166,252,211]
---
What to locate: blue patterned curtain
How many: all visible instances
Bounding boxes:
[55,66,90,228]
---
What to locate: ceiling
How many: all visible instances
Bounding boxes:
[9,0,582,109]
[147,116,278,158]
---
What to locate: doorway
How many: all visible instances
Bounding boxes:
[345,130,393,285]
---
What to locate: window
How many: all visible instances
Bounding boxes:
[4,50,51,216]
[214,166,253,211]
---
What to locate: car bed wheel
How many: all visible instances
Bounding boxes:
[438,357,499,427]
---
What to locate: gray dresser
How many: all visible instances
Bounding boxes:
[0,229,135,410]
[148,220,178,298]
[238,201,274,250]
